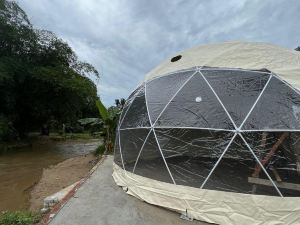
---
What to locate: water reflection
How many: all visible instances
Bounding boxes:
[0,139,100,211]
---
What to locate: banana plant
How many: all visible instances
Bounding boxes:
[96,99,124,152]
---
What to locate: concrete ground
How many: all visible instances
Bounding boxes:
[49,155,209,225]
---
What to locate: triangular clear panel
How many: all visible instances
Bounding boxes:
[243,77,300,130]
[120,86,151,129]
[146,71,194,124]
[119,128,150,172]
[134,130,173,183]
[113,131,123,168]
[244,132,300,197]
[119,85,143,126]
[202,70,270,127]
[155,128,233,188]
[156,73,234,129]
[202,135,280,196]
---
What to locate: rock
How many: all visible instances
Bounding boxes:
[42,181,80,212]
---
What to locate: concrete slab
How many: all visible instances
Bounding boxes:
[49,155,209,225]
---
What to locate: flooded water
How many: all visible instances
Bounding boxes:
[0,139,101,211]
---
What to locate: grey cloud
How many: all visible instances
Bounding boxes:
[18,0,300,105]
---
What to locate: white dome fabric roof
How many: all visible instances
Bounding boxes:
[145,41,300,90]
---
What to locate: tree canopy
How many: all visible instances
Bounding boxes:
[0,0,100,140]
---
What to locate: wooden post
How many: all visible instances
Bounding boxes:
[252,132,288,177]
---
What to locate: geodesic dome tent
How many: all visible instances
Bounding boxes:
[112,42,300,225]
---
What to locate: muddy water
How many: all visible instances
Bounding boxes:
[0,139,100,211]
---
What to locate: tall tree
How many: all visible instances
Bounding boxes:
[0,0,100,140]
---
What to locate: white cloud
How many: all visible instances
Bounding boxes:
[18,0,300,106]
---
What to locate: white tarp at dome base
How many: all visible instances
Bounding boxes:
[113,42,300,225]
[113,163,300,225]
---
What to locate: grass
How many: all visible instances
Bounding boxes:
[0,211,40,225]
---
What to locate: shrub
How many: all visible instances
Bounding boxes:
[0,211,40,225]
[0,115,17,141]
[94,144,106,156]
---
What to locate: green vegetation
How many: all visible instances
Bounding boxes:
[94,144,106,156]
[0,0,99,141]
[0,211,40,225]
[96,99,125,153]
[77,118,103,134]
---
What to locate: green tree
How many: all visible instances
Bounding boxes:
[0,0,100,140]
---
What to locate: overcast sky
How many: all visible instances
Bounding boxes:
[18,0,300,106]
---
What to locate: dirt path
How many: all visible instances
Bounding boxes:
[30,153,99,212]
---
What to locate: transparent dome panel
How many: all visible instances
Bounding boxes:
[119,128,151,172]
[146,71,194,124]
[244,132,300,197]
[242,76,300,130]
[120,85,151,129]
[202,135,281,196]
[201,70,270,127]
[133,130,174,184]
[155,128,233,188]
[113,131,123,168]
[155,73,234,129]
[119,85,143,126]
